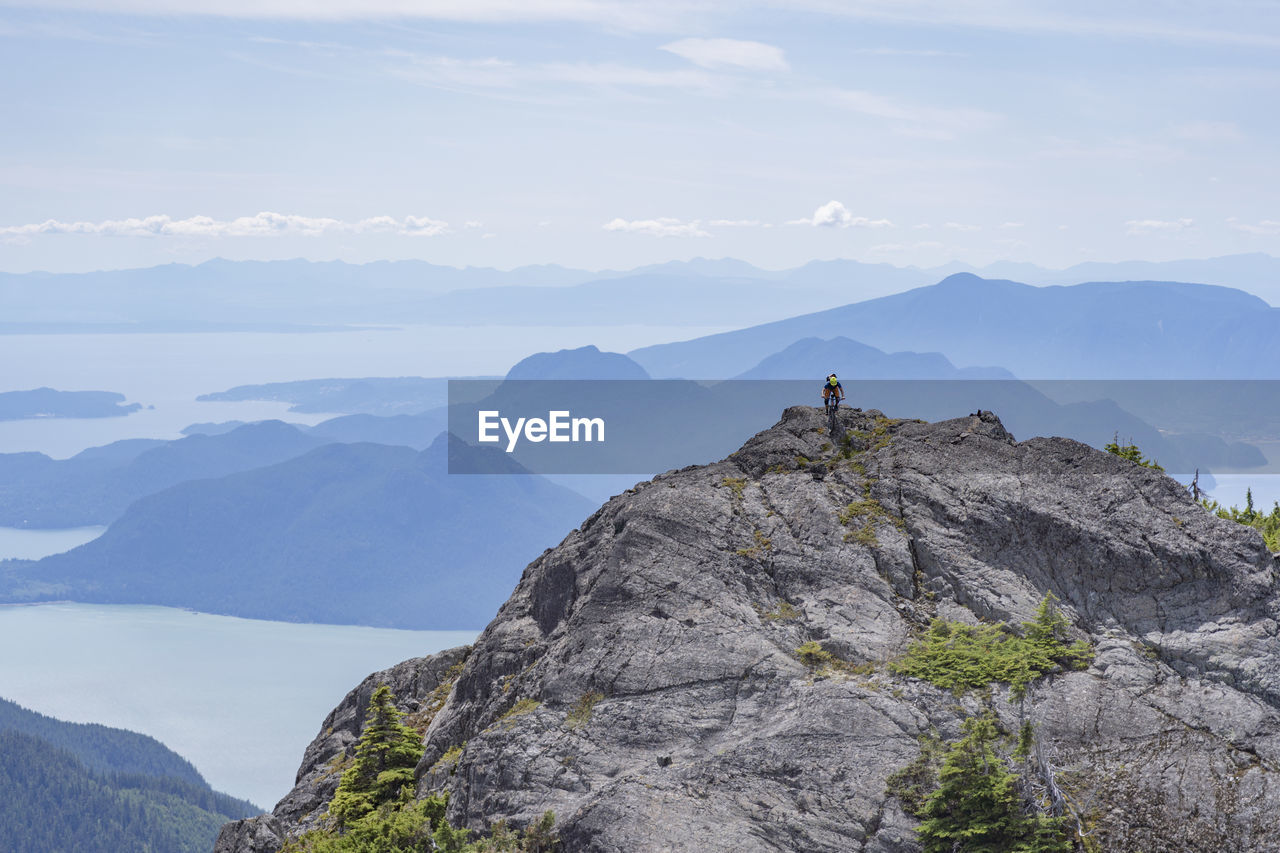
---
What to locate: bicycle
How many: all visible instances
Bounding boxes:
[824,393,843,440]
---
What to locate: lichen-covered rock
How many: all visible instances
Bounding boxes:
[212,814,285,853]
[218,406,1280,852]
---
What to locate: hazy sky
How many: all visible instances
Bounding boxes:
[2,1,1278,273]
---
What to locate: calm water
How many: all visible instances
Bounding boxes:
[0,603,477,809]
[0,526,106,560]
[1196,474,1280,511]
[0,324,730,458]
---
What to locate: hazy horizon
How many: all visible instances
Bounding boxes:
[5,249,1280,278]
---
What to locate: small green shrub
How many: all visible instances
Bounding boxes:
[429,743,465,774]
[499,698,541,727]
[719,477,747,499]
[839,498,885,524]
[735,529,773,559]
[892,594,1093,699]
[286,794,450,853]
[845,522,878,546]
[566,692,603,729]
[285,795,559,853]
[885,732,944,816]
[761,601,800,622]
[1202,489,1280,552]
[795,641,834,668]
[1105,434,1164,471]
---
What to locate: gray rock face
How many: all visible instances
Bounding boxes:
[219,406,1280,852]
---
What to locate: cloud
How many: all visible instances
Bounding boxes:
[943,222,980,231]
[788,201,893,228]
[603,217,709,237]
[1124,218,1193,235]
[1230,219,1280,235]
[7,0,1279,50]
[0,0,686,30]
[785,1,1280,49]
[660,38,788,71]
[389,54,718,96]
[0,211,450,238]
[998,221,1023,229]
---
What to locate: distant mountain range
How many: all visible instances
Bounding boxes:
[735,337,1013,380]
[2,336,1272,633]
[0,697,256,853]
[631,273,1280,379]
[5,253,1280,333]
[0,420,326,527]
[0,435,594,628]
[197,377,465,416]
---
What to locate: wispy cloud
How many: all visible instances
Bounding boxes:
[1125,217,1194,235]
[603,217,709,237]
[2,0,689,30]
[788,201,892,228]
[789,0,1280,49]
[660,37,788,71]
[388,54,718,96]
[1229,219,1280,235]
[0,212,450,238]
[943,222,980,232]
[13,0,1279,48]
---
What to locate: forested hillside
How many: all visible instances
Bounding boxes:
[0,700,258,853]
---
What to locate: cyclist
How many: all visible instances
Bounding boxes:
[822,373,844,410]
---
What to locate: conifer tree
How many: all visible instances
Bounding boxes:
[328,685,424,826]
[916,715,1072,853]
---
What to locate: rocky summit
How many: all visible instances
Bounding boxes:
[217,406,1280,852]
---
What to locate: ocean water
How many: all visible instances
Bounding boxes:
[1195,474,1280,511]
[0,323,731,458]
[0,603,477,809]
[0,526,106,560]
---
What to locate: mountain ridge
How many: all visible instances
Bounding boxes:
[2,434,594,628]
[217,405,1280,852]
[629,274,1280,378]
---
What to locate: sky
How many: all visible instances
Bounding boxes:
[1,0,1279,273]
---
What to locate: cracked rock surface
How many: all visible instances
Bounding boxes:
[218,406,1280,852]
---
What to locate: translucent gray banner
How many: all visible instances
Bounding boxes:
[446,379,1280,476]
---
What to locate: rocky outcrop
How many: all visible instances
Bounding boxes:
[218,406,1280,852]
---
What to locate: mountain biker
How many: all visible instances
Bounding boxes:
[822,374,844,409]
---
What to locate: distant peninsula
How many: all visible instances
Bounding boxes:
[0,388,142,421]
